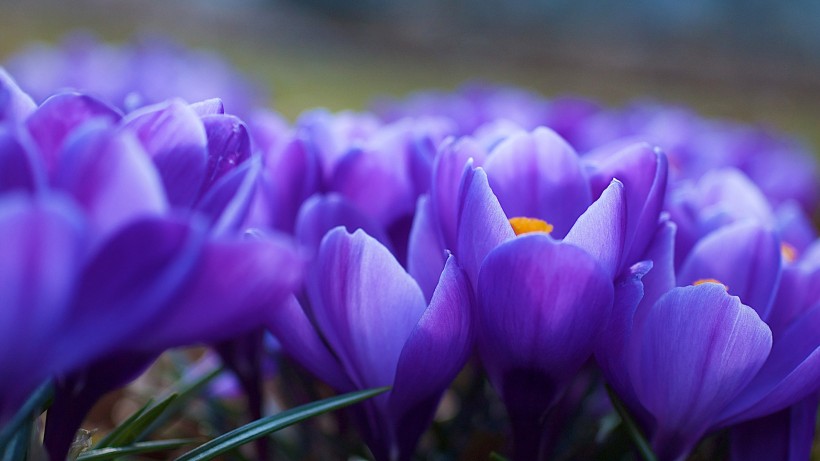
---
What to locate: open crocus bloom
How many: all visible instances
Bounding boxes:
[0,71,305,458]
[266,228,472,461]
[597,210,820,461]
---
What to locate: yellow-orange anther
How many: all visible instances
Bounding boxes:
[781,243,798,264]
[693,278,729,291]
[509,217,554,236]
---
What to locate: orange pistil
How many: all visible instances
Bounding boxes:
[781,242,798,264]
[509,217,554,236]
[693,278,729,291]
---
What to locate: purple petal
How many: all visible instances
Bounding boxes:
[720,303,820,423]
[407,195,447,302]
[477,234,613,397]
[678,221,781,320]
[563,179,626,277]
[330,145,415,227]
[0,196,85,417]
[265,296,354,392]
[0,68,36,123]
[257,136,320,232]
[294,193,393,255]
[122,99,208,207]
[729,394,818,461]
[0,126,41,194]
[61,217,204,366]
[628,284,772,459]
[431,136,487,249]
[388,255,473,459]
[456,166,515,285]
[55,123,167,237]
[200,114,251,193]
[26,93,121,174]
[195,157,259,235]
[483,127,591,238]
[137,231,306,350]
[308,228,427,390]
[585,142,668,266]
[634,219,678,324]
[190,98,224,116]
[775,201,816,253]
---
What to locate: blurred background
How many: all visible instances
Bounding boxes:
[1,0,818,150]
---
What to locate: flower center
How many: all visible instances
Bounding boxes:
[781,242,798,264]
[509,217,554,236]
[693,278,729,291]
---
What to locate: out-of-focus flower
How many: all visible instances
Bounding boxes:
[5,32,266,116]
[377,84,819,214]
[0,70,304,459]
[267,228,472,461]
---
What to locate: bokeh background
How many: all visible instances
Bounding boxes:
[2,0,818,151]
[1,0,819,457]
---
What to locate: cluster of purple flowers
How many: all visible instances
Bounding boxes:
[1,38,819,461]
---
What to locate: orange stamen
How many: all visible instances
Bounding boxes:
[781,243,798,264]
[693,278,729,291]
[509,217,554,236]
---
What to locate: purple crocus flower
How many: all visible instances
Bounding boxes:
[267,228,472,461]
[5,32,265,116]
[598,210,820,460]
[0,71,304,458]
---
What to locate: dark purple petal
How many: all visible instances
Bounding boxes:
[388,255,473,460]
[477,234,613,398]
[294,193,392,255]
[407,195,447,302]
[265,296,354,391]
[775,201,816,253]
[719,303,820,424]
[60,217,204,366]
[195,157,259,234]
[677,221,781,320]
[308,228,427,390]
[0,68,36,123]
[200,114,251,193]
[137,231,305,350]
[26,93,121,174]
[595,260,651,407]
[431,136,487,249]
[729,394,818,461]
[628,284,771,460]
[330,145,415,227]
[585,142,668,266]
[483,127,591,238]
[456,165,515,285]
[634,219,678,324]
[256,136,320,232]
[55,123,167,237]
[0,195,85,420]
[0,126,41,194]
[563,179,626,277]
[122,99,207,207]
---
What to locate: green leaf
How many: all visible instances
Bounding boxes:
[136,366,224,440]
[1,419,32,461]
[605,384,658,461]
[95,394,178,448]
[489,452,510,461]
[174,386,390,461]
[77,438,198,460]
[0,380,53,451]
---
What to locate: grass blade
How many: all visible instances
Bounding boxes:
[95,395,178,448]
[174,386,390,461]
[605,384,658,461]
[78,438,198,460]
[137,366,224,440]
[0,381,53,450]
